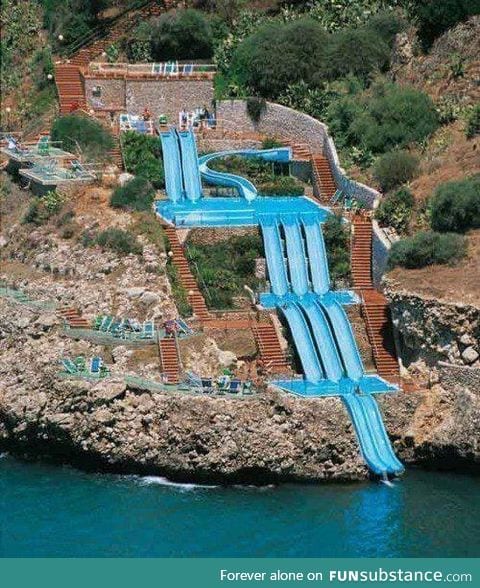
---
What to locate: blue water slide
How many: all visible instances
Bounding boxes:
[320,296,364,381]
[160,130,184,202]
[361,394,404,474]
[198,147,292,202]
[178,130,203,202]
[343,394,404,476]
[282,216,309,296]
[280,302,324,383]
[260,218,289,296]
[302,218,330,294]
[299,299,344,382]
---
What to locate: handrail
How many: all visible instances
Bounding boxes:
[87,61,217,78]
[61,0,155,58]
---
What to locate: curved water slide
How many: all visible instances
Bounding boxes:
[178,130,203,202]
[160,130,184,203]
[280,303,324,383]
[299,299,344,382]
[198,147,292,202]
[320,297,364,381]
[282,216,309,296]
[260,218,289,296]
[302,218,330,295]
[343,394,404,476]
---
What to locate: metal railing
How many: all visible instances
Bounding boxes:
[87,62,216,78]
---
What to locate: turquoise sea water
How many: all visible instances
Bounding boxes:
[1,455,479,558]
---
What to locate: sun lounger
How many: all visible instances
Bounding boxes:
[92,315,104,330]
[228,379,242,394]
[90,356,102,374]
[61,358,78,374]
[135,120,148,134]
[7,137,28,155]
[152,63,163,75]
[141,320,155,339]
[330,189,343,204]
[100,315,114,332]
[175,318,193,335]
[201,378,213,392]
[185,371,202,388]
[242,381,253,395]
[37,136,50,156]
[182,64,193,75]
[74,356,87,373]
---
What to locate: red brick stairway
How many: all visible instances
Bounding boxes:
[58,306,90,329]
[351,216,399,379]
[351,217,375,290]
[252,319,290,375]
[54,64,87,115]
[159,337,180,384]
[311,154,336,203]
[163,226,211,322]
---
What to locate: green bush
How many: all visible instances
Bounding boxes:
[149,9,216,60]
[373,150,419,192]
[323,213,350,283]
[95,228,142,255]
[110,177,156,212]
[23,190,67,225]
[231,18,328,98]
[29,47,54,90]
[465,104,480,139]
[246,97,266,124]
[375,187,415,234]
[185,233,265,309]
[261,137,285,149]
[165,261,192,317]
[121,131,164,188]
[327,81,439,156]
[325,28,390,82]
[51,115,114,161]
[258,176,305,197]
[388,231,467,269]
[429,176,480,233]
[409,0,480,50]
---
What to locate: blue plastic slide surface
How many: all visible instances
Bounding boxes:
[302,218,330,294]
[280,303,324,383]
[178,130,203,202]
[198,148,292,202]
[320,296,364,381]
[300,299,344,382]
[260,219,289,296]
[282,217,309,296]
[160,130,184,202]
[343,394,404,476]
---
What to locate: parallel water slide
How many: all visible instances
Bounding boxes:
[160,134,403,477]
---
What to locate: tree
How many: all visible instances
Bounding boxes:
[51,114,114,161]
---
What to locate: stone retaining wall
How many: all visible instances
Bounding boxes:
[438,362,480,395]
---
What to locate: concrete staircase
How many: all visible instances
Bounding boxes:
[54,64,87,115]
[58,307,90,329]
[351,217,375,290]
[311,153,336,202]
[351,216,399,379]
[163,226,211,322]
[252,319,290,375]
[159,337,180,383]
[362,290,400,379]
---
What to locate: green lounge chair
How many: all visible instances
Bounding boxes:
[92,315,104,330]
[330,189,343,205]
[61,358,78,374]
[90,356,102,374]
[74,356,87,373]
[158,114,168,125]
[141,320,155,339]
[100,315,114,332]
[37,136,50,156]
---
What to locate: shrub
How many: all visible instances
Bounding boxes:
[327,81,439,156]
[323,213,350,283]
[373,150,419,192]
[29,47,54,90]
[95,228,142,255]
[165,261,192,317]
[150,9,216,60]
[51,115,114,161]
[429,176,480,233]
[125,22,153,62]
[110,177,156,212]
[22,190,67,225]
[465,104,480,139]
[258,176,305,197]
[325,28,390,82]
[121,131,164,188]
[231,19,328,98]
[246,97,266,124]
[261,137,284,149]
[388,231,467,269]
[410,0,480,51]
[375,187,415,234]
